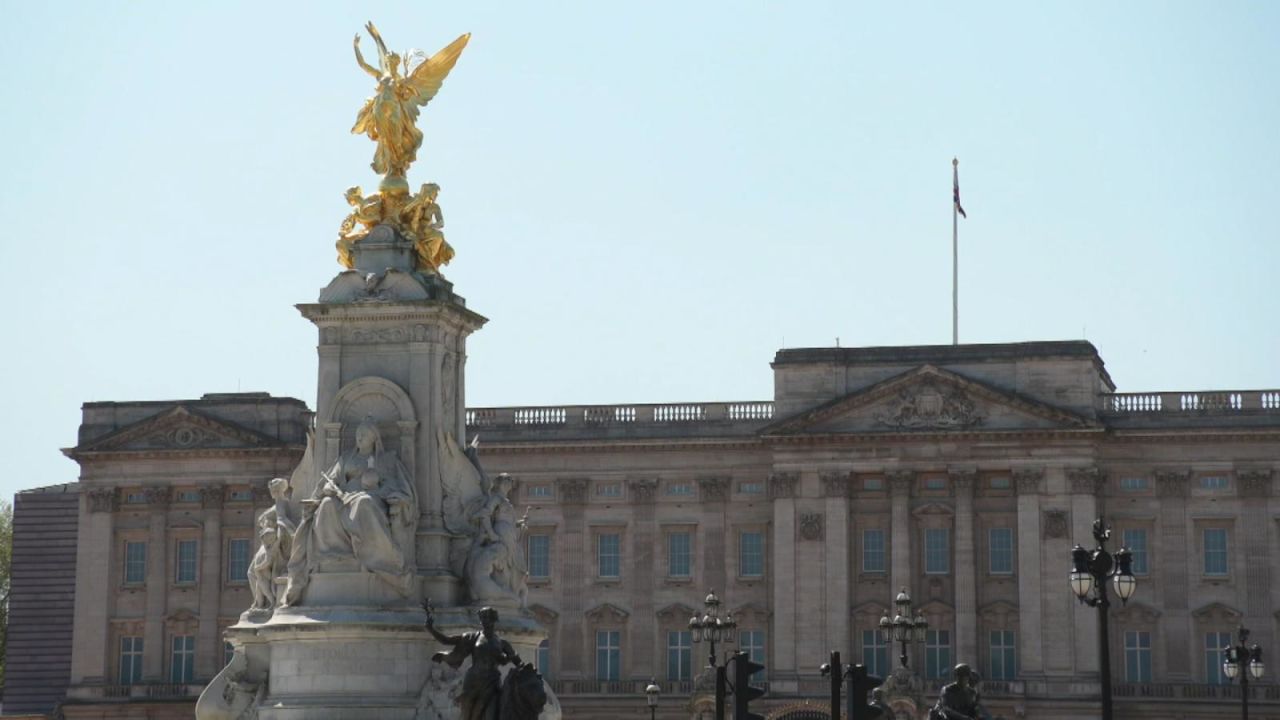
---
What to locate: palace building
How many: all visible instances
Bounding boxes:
[7,340,1280,719]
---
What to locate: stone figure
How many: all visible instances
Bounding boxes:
[352,23,469,187]
[401,182,455,272]
[426,601,545,720]
[248,477,294,611]
[440,432,531,607]
[282,417,419,605]
[336,186,387,268]
[195,645,265,720]
[929,664,985,720]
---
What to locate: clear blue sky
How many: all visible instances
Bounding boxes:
[2,2,1277,501]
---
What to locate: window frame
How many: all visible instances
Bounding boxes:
[738,529,766,579]
[987,527,1014,576]
[1123,630,1152,683]
[123,539,148,586]
[862,528,886,574]
[170,634,196,684]
[595,629,622,681]
[225,536,251,585]
[174,538,199,585]
[924,527,951,575]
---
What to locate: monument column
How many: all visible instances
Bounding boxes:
[821,472,851,660]
[768,472,798,686]
[142,487,171,681]
[197,486,225,679]
[1014,469,1044,677]
[628,478,659,680]
[951,469,978,666]
[70,488,117,684]
[889,471,914,598]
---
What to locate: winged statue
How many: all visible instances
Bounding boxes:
[352,23,469,192]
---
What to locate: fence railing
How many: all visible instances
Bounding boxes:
[71,683,199,700]
[1114,682,1280,701]
[467,402,774,430]
[1103,390,1280,415]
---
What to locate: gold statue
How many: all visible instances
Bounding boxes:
[352,23,469,193]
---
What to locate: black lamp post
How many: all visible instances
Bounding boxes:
[878,587,928,669]
[645,678,660,720]
[1069,518,1137,720]
[690,589,738,668]
[1222,625,1265,720]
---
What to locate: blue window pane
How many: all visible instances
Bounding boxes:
[740,532,764,577]
[667,631,692,681]
[926,629,952,679]
[598,534,620,578]
[989,631,1017,681]
[170,635,195,683]
[226,538,251,582]
[1203,529,1228,576]
[925,528,950,574]
[669,532,692,577]
[1122,529,1149,575]
[862,629,888,679]
[989,528,1013,574]
[124,541,147,584]
[175,540,198,583]
[528,535,551,578]
[119,636,144,684]
[862,529,885,573]
[595,631,620,681]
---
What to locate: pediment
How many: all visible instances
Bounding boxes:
[657,603,699,621]
[763,365,1098,436]
[584,602,629,623]
[70,406,287,455]
[528,604,559,625]
[1192,602,1242,624]
[1114,602,1162,625]
[978,600,1020,623]
[731,602,772,621]
[851,601,889,619]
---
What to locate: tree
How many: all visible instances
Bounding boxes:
[0,499,12,695]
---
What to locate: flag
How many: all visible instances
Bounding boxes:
[953,164,967,219]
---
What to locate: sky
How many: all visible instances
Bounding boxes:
[2,1,1277,503]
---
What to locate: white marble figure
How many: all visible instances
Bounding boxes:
[282,416,419,605]
[248,478,293,611]
[439,432,530,607]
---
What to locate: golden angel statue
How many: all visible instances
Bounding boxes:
[352,23,469,193]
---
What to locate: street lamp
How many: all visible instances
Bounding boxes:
[689,589,738,669]
[645,678,660,720]
[879,587,928,669]
[1222,625,1265,720]
[1069,518,1137,720]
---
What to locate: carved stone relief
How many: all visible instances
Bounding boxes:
[1014,469,1044,495]
[768,472,798,499]
[557,478,589,504]
[1042,509,1069,539]
[799,513,824,541]
[1156,471,1191,498]
[145,486,172,508]
[345,326,409,344]
[820,472,849,498]
[888,471,915,496]
[698,477,730,502]
[1239,470,1273,498]
[627,478,658,502]
[1067,467,1104,496]
[875,380,983,430]
[87,487,118,513]
[200,486,225,509]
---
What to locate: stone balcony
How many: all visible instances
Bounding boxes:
[66,682,200,701]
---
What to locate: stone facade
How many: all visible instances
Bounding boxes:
[11,341,1280,719]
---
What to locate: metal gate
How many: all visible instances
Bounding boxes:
[766,704,832,720]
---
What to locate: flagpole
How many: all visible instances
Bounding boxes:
[952,157,959,346]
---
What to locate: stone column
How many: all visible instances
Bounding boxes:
[197,486,225,679]
[1239,471,1273,654]
[556,478,589,679]
[143,487,171,681]
[1067,468,1102,676]
[1156,470,1191,680]
[1014,469,1044,677]
[628,478,659,680]
[888,472,914,599]
[698,477,730,594]
[768,472,798,683]
[70,488,117,683]
[951,470,978,666]
[821,472,851,658]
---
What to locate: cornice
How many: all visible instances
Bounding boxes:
[65,446,305,462]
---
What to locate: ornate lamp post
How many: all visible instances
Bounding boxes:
[879,587,928,669]
[1069,518,1137,720]
[1222,625,1265,720]
[645,678,661,720]
[690,589,738,668]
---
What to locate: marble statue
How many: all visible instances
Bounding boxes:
[425,602,546,720]
[439,433,531,607]
[248,477,294,611]
[352,22,469,190]
[929,664,986,720]
[282,417,418,605]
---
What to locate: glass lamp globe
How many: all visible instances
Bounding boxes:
[1112,571,1136,602]
[645,679,660,707]
[1224,658,1240,680]
[1249,657,1265,680]
[913,614,929,644]
[1069,570,1094,600]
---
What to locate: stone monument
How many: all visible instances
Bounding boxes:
[196,22,557,720]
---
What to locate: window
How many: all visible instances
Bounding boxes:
[528,485,553,499]
[1205,631,1232,685]
[924,477,947,490]
[862,629,888,679]
[1120,477,1149,491]
[597,533,621,578]
[863,478,884,491]
[925,528,950,574]
[175,540,198,583]
[528,535,551,578]
[177,490,201,503]
[740,630,766,681]
[124,541,147,584]
[862,529,886,573]
[926,629,952,679]
[738,481,764,495]
[668,532,692,577]
[228,489,254,502]
[124,491,147,505]
[989,630,1017,681]
[1203,528,1229,576]
[667,483,694,496]
[119,636,144,684]
[595,630,620,681]
[1123,529,1149,575]
[536,639,552,680]
[667,630,693,681]
[1201,475,1229,490]
[596,483,622,498]
[226,538,251,583]
[170,635,195,683]
[1124,631,1152,682]
[988,528,1013,575]
[989,477,1011,490]
[739,531,764,578]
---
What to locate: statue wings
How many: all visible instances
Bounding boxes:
[403,33,470,107]
[437,428,485,536]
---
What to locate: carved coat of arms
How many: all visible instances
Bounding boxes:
[875,380,983,430]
